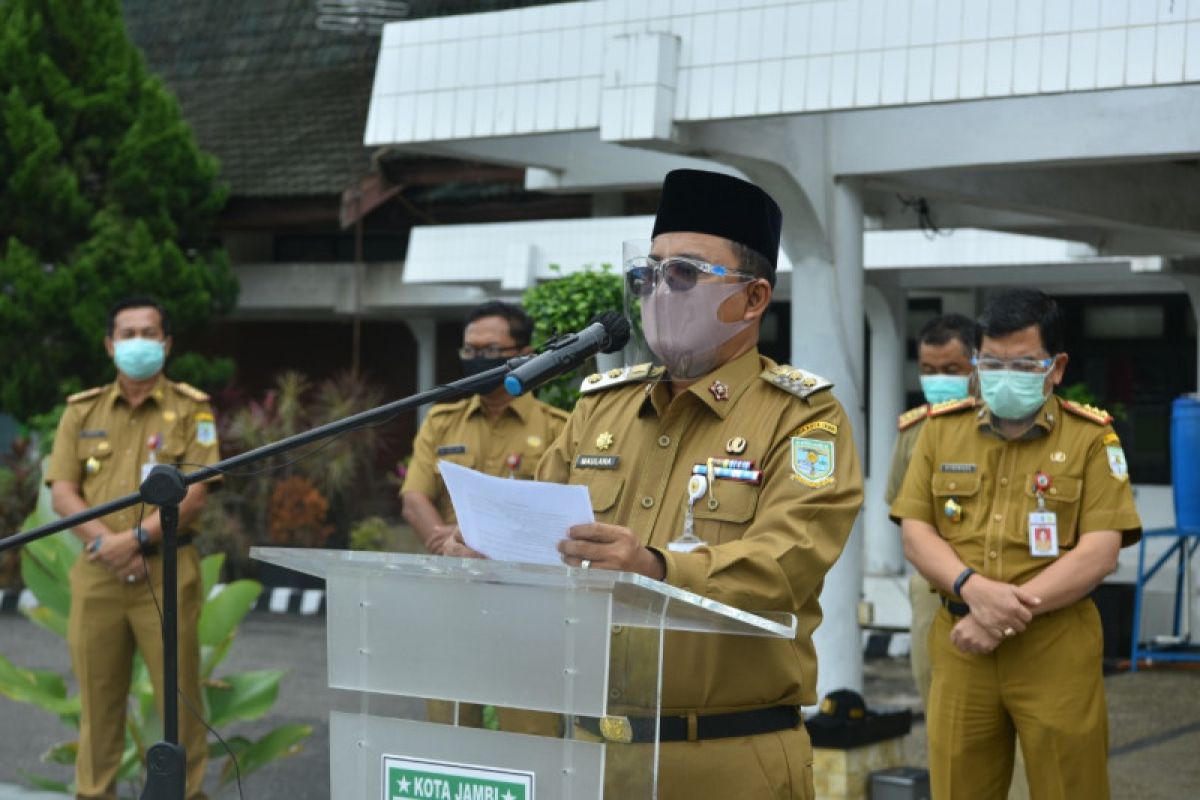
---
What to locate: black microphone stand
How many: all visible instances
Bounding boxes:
[0,359,530,800]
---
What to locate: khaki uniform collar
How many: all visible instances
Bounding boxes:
[977,393,1059,440]
[646,348,762,419]
[108,373,169,409]
[466,390,533,422]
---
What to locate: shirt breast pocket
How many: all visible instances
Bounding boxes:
[692,481,760,544]
[77,440,114,481]
[574,474,624,522]
[931,472,982,543]
[1024,473,1083,549]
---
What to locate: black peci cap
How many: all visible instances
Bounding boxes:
[651,169,783,269]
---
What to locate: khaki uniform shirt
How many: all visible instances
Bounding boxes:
[45,376,221,533]
[402,392,569,523]
[536,349,863,712]
[890,395,1142,589]
[884,406,929,506]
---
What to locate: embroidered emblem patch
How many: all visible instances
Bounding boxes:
[791,437,835,487]
[195,412,216,447]
[708,380,729,401]
[595,432,614,451]
[1106,445,1128,480]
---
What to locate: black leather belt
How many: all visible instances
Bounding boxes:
[940,595,970,617]
[141,534,193,557]
[578,705,801,743]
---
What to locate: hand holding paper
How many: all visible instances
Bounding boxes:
[437,460,595,566]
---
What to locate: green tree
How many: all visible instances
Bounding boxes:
[0,0,237,420]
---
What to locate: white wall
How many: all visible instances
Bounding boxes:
[366,0,1200,146]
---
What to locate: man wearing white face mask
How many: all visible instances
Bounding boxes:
[537,169,864,799]
[47,296,219,799]
[891,288,1141,799]
[884,313,979,711]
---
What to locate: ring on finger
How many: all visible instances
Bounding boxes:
[580,558,592,569]
[126,574,137,584]
[1003,627,1015,637]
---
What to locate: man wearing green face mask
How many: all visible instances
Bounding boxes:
[46,295,220,799]
[890,289,1142,800]
[883,314,978,703]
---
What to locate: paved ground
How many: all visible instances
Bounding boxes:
[2,612,1198,798]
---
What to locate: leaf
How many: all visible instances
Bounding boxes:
[18,770,71,793]
[201,552,226,598]
[20,533,78,618]
[23,604,68,638]
[42,740,77,766]
[204,670,284,727]
[198,579,261,647]
[218,723,312,786]
[0,653,79,715]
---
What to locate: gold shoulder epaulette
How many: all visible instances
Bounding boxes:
[762,365,833,400]
[1061,399,1113,425]
[580,363,664,394]
[898,404,930,431]
[67,386,105,404]
[928,397,977,418]
[427,397,469,417]
[172,382,210,402]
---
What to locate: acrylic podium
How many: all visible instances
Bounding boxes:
[251,548,796,800]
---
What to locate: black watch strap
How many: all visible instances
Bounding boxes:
[952,567,977,598]
[134,525,152,552]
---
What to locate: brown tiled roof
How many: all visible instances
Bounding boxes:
[122,0,576,198]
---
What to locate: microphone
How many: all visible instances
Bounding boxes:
[504,312,631,397]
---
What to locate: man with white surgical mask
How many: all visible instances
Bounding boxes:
[891,288,1141,799]
[537,169,864,798]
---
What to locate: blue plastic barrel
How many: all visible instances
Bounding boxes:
[1172,396,1200,532]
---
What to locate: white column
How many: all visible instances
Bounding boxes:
[791,178,865,696]
[409,317,437,425]
[863,284,907,576]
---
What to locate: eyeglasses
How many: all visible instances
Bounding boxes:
[458,345,520,359]
[972,356,1055,374]
[624,256,756,298]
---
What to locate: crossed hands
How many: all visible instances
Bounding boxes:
[951,575,1042,654]
[435,523,665,580]
[86,529,147,584]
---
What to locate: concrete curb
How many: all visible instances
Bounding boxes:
[1,585,327,617]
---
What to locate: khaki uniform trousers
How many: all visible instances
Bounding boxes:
[68,547,208,800]
[909,572,939,709]
[927,599,1108,800]
[581,723,813,799]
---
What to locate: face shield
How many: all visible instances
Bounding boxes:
[621,239,757,380]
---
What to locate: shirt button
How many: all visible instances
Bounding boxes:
[641,496,654,509]
[989,550,998,559]
[611,625,624,634]
[609,688,621,699]
[657,434,671,448]
[1049,487,1058,495]
[948,481,957,490]
[993,513,1002,522]
[1000,477,1009,487]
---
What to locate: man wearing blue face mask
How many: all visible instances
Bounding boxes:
[890,288,1141,799]
[884,313,978,711]
[46,295,220,799]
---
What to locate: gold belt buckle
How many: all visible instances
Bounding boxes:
[598,715,633,744]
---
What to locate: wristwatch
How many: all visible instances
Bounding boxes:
[133,525,152,553]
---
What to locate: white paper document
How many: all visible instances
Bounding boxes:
[438,460,594,565]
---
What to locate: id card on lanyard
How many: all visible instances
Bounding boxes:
[1029,471,1059,557]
